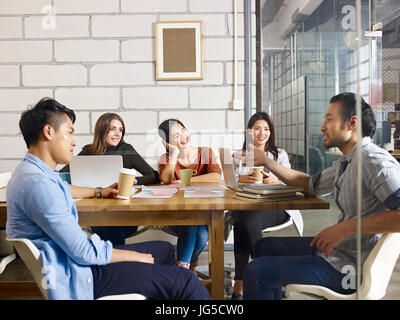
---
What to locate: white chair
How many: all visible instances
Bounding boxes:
[262,216,293,233]
[0,230,16,275]
[284,233,400,300]
[6,237,146,300]
[0,253,16,274]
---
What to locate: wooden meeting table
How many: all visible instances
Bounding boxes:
[0,183,329,300]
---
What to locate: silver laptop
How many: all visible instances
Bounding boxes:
[219,147,251,191]
[70,155,123,188]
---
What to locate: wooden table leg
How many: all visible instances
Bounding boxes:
[209,210,225,300]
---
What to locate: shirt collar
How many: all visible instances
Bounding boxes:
[24,152,59,178]
[341,136,372,163]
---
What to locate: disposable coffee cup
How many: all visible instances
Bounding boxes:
[252,166,264,184]
[116,168,135,199]
[179,169,197,187]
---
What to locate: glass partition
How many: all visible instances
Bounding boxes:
[256,0,397,299]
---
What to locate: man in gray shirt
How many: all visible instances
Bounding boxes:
[237,92,400,300]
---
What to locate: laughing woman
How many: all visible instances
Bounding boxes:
[158,119,222,272]
[62,112,160,246]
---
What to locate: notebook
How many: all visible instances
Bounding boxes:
[69,155,123,188]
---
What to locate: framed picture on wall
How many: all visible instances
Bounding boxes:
[155,21,203,80]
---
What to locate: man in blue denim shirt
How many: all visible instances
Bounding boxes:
[235,93,400,299]
[6,98,210,300]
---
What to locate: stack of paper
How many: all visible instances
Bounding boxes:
[235,184,304,202]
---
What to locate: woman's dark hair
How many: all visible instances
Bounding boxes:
[158,119,186,150]
[82,113,126,155]
[19,97,76,148]
[243,112,279,160]
[330,92,376,138]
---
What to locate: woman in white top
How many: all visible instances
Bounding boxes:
[230,112,303,300]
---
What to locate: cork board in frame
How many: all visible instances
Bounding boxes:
[156,21,203,80]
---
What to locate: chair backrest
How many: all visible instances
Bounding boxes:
[6,237,48,299]
[359,233,400,300]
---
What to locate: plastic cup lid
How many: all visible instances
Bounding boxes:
[120,168,135,176]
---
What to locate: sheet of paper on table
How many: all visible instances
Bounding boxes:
[132,187,177,199]
[184,190,224,198]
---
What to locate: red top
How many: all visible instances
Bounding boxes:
[158,147,222,180]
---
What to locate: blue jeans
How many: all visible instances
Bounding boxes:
[169,225,208,264]
[243,237,356,300]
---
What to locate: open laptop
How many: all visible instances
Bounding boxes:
[70,155,123,188]
[218,147,303,194]
[219,147,253,191]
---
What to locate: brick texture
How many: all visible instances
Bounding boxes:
[0,0,256,173]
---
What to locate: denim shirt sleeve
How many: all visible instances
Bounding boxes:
[22,178,112,266]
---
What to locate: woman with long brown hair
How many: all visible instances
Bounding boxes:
[230,112,303,300]
[62,112,160,246]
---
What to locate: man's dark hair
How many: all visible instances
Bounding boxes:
[19,97,76,148]
[330,92,376,138]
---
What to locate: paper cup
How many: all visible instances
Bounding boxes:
[252,166,264,184]
[116,168,135,199]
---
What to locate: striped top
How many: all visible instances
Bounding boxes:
[309,137,400,273]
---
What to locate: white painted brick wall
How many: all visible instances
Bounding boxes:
[0,41,52,62]
[0,18,23,38]
[190,86,231,109]
[0,0,51,15]
[0,66,20,87]
[90,63,155,86]
[123,87,188,109]
[92,111,158,134]
[92,15,156,38]
[0,114,21,135]
[55,88,120,110]
[25,16,90,38]
[159,110,226,133]
[22,65,87,87]
[0,137,27,158]
[54,0,119,14]
[73,112,90,134]
[0,89,53,111]
[55,40,120,62]
[0,1,256,173]
[122,0,187,13]
[122,39,154,62]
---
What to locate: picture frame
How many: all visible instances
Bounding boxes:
[155,21,203,80]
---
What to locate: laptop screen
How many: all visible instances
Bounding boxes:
[218,148,239,191]
[70,155,123,188]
